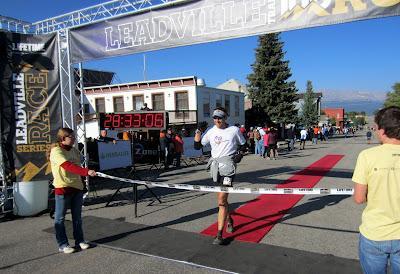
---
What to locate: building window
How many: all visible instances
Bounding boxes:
[152,93,164,111]
[175,91,189,119]
[203,93,210,118]
[113,96,124,112]
[84,103,90,113]
[132,95,144,111]
[175,91,188,110]
[216,94,222,108]
[95,97,105,113]
[234,96,239,117]
[224,95,230,116]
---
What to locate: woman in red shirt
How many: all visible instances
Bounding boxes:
[172,133,184,167]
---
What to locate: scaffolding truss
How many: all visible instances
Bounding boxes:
[0,0,182,215]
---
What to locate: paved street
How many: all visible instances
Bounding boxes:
[0,131,375,273]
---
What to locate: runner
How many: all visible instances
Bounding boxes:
[194,107,246,245]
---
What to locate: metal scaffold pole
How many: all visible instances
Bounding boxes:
[76,63,90,197]
[0,105,12,215]
[0,0,183,215]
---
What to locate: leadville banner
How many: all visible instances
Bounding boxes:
[0,32,62,182]
[70,0,400,63]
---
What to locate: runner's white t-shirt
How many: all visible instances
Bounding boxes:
[300,129,308,140]
[201,125,246,158]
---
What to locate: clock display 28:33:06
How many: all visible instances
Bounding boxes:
[102,113,164,129]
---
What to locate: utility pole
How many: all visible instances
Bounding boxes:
[143,54,146,81]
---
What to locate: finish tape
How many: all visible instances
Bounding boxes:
[97,172,354,195]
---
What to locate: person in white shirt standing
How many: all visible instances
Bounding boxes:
[194,107,246,245]
[300,128,308,150]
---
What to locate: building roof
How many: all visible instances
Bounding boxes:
[84,76,197,95]
[217,79,247,94]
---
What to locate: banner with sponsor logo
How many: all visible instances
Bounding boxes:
[132,140,160,164]
[98,141,132,170]
[70,0,400,63]
[0,31,61,182]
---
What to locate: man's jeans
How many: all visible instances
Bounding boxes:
[255,140,263,155]
[289,139,295,150]
[359,233,400,274]
[54,192,84,248]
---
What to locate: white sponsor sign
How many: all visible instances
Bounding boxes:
[98,141,132,170]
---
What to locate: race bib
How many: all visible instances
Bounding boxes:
[223,177,232,186]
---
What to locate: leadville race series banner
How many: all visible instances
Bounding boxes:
[70,0,400,63]
[0,32,62,182]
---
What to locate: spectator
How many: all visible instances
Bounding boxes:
[49,128,96,254]
[353,106,400,273]
[98,130,116,144]
[312,126,319,144]
[268,128,278,160]
[140,103,151,111]
[247,127,255,153]
[254,127,262,155]
[300,128,308,150]
[286,126,295,151]
[172,133,184,167]
[122,131,132,141]
[262,128,270,159]
[366,128,372,144]
[159,130,170,169]
[166,128,175,167]
[344,127,349,138]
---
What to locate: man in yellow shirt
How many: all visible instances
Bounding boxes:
[353,106,400,273]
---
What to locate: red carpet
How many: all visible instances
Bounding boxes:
[200,154,344,243]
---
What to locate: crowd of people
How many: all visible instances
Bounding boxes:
[236,123,363,156]
[159,128,184,169]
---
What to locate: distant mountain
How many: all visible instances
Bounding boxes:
[320,89,386,102]
[322,101,383,115]
[317,89,385,114]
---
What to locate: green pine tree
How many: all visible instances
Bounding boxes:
[247,33,298,124]
[384,82,400,108]
[301,80,319,127]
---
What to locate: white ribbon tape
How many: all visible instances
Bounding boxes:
[96,172,354,195]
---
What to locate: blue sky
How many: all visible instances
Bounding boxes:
[2,0,399,97]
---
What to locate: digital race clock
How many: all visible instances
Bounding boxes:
[99,111,167,130]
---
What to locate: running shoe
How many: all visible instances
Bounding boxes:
[79,242,90,250]
[59,245,75,254]
[213,235,224,245]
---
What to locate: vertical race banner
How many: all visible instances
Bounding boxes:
[0,31,62,182]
